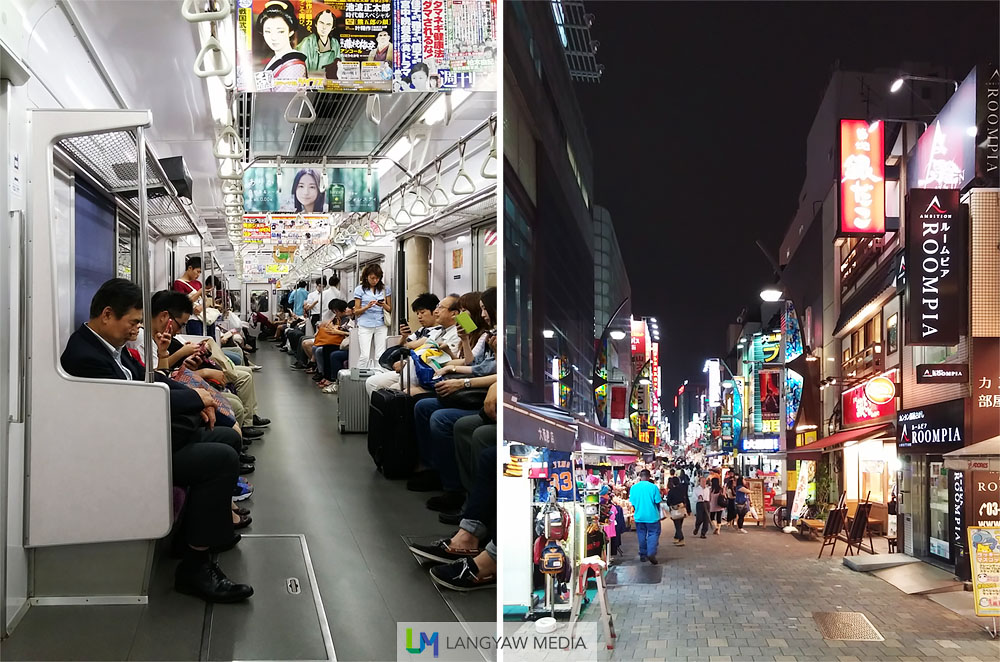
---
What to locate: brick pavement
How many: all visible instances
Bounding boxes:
[580,522,1000,661]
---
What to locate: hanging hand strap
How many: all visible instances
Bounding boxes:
[194,35,232,78]
[367,94,382,124]
[451,141,476,195]
[409,175,429,217]
[182,0,231,22]
[429,159,449,207]
[285,90,317,124]
[213,125,244,159]
[218,157,244,180]
[480,116,497,179]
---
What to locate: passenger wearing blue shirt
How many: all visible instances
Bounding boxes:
[629,469,663,564]
[288,281,309,317]
[352,264,392,369]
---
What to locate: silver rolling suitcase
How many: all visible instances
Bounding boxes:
[337,368,372,433]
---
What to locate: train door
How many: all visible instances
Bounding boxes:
[472,221,498,290]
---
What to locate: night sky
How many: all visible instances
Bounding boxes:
[575,1,999,418]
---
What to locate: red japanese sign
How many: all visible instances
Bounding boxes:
[842,368,899,427]
[839,119,886,236]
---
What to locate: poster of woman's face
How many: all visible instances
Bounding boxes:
[237,0,394,92]
[291,169,324,213]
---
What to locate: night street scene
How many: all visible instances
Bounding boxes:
[500,2,1000,661]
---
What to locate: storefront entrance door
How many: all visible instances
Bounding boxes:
[928,458,951,561]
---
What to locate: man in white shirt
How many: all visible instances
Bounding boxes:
[365,293,457,395]
[304,278,324,334]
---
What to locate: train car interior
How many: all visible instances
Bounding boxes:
[0,1,496,660]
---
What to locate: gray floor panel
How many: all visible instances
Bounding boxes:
[0,605,144,661]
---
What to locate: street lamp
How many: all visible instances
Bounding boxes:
[759,287,783,302]
[592,297,630,426]
[609,329,627,341]
[890,74,958,94]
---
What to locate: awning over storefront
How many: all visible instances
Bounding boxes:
[575,419,616,450]
[943,435,1000,471]
[786,423,893,461]
[502,396,577,453]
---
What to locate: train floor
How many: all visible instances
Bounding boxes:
[1,342,494,661]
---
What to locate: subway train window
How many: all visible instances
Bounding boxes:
[0,1,496,660]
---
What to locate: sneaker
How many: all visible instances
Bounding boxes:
[639,555,648,562]
[249,364,262,371]
[738,528,748,534]
[429,557,496,592]
[252,415,270,427]
[673,540,685,546]
[278,346,289,353]
[322,383,339,394]
[290,362,307,370]
[232,482,253,502]
[700,534,707,539]
[408,538,480,564]
[239,463,255,475]
[648,555,659,564]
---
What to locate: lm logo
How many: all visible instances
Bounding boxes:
[405,629,439,657]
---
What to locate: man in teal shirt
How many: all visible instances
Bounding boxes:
[629,469,662,564]
[289,281,309,317]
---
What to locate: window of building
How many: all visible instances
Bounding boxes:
[504,191,534,383]
[918,344,960,365]
[886,314,898,354]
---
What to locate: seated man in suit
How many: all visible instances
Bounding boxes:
[61,278,253,603]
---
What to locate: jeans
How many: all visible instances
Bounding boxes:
[458,446,496,544]
[695,502,710,536]
[737,507,748,530]
[453,415,495,492]
[635,520,661,558]
[315,346,349,379]
[413,397,477,492]
[223,348,243,366]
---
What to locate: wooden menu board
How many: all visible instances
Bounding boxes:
[747,479,766,527]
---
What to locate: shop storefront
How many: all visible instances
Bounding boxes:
[896,398,967,563]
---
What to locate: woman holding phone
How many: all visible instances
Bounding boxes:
[352,264,391,369]
[435,287,497,378]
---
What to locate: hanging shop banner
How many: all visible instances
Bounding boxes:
[977,63,999,188]
[242,214,332,245]
[897,398,965,454]
[907,188,966,346]
[917,363,970,384]
[393,0,496,91]
[967,526,1000,617]
[908,67,977,191]
[783,301,803,362]
[785,369,804,431]
[610,386,626,420]
[839,119,886,236]
[759,370,781,435]
[972,338,1000,444]
[236,0,393,93]
[842,368,899,427]
[950,469,966,554]
[651,343,661,421]
[707,359,721,407]
[243,166,379,213]
[971,473,1000,528]
[790,459,815,521]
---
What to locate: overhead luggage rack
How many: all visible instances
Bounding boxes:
[394,184,496,238]
[56,130,200,239]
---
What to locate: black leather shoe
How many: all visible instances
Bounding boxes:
[240,453,256,463]
[239,463,255,475]
[252,415,270,427]
[175,560,253,603]
[438,511,463,525]
[243,427,265,439]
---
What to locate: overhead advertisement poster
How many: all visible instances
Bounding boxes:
[236,0,393,93]
[242,166,379,213]
[242,214,332,245]
[394,0,496,91]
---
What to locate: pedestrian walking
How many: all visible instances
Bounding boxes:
[725,476,738,528]
[734,476,751,533]
[678,468,692,523]
[709,476,724,534]
[693,475,711,538]
[666,476,689,546]
[628,469,663,564]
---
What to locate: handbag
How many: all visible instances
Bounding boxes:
[669,503,688,520]
[438,386,490,409]
[716,492,729,508]
[383,308,392,327]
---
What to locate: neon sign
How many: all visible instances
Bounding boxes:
[839,119,885,235]
[842,369,899,426]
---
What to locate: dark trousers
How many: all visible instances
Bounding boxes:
[710,510,722,525]
[695,502,710,536]
[462,446,497,539]
[737,507,748,530]
[453,414,495,493]
[672,516,685,541]
[310,314,321,334]
[287,328,306,354]
[172,427,240,549]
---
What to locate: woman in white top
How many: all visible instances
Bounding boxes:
[352,264,391,369]
[693,475,712,539]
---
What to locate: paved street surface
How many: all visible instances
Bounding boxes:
[582,521,1000,661]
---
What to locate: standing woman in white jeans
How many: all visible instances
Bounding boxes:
[353,264,391,369]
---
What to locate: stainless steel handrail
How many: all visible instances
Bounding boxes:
[137,128,155,383]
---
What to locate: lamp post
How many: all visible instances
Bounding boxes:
[889,74,959,94]
[592,296,629,427]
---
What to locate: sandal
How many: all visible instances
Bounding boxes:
[235,513,253,529]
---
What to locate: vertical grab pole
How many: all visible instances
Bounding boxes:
[137,127,155,383]
[209,251,217,327]
[200,238,207,329]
